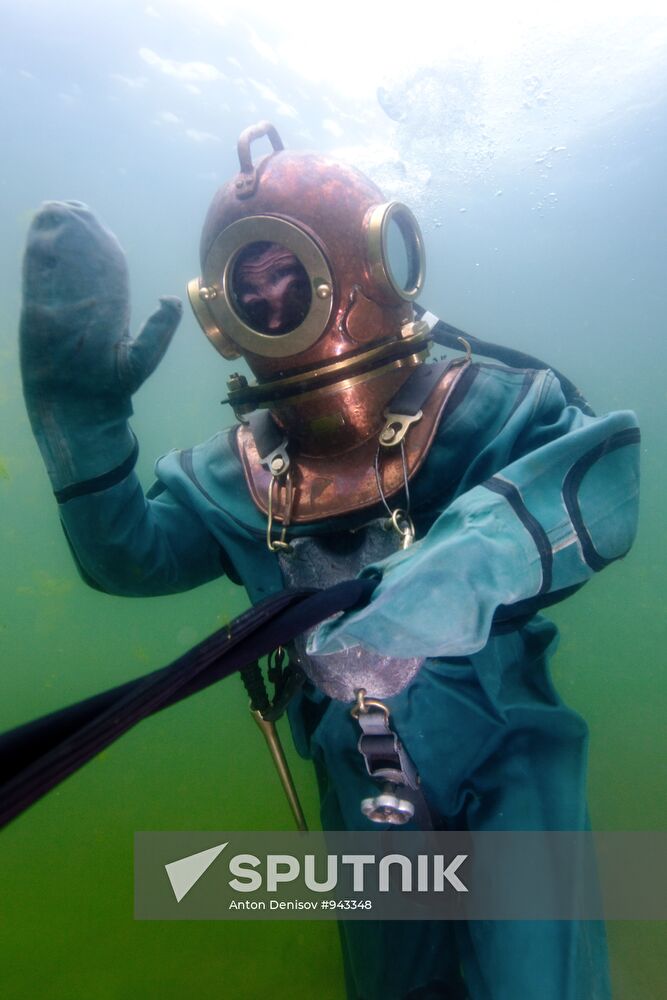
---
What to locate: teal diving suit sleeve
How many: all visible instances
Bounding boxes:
[308,369,641,659]
[58,473,227,596]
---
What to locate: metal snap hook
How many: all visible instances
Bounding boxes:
[266,471,293,554]
[387,508,415,549]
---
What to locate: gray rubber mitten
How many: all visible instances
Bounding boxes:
[20,201,182,494]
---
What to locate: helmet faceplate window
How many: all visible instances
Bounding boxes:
[231,242,312,336]
[201,216,334,359]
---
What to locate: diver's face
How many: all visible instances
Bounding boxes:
[234,243,310,335]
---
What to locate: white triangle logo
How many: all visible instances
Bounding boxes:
[165,842,228,902]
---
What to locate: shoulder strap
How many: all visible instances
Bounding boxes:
[416,306,595,416]
[385,359,450,415]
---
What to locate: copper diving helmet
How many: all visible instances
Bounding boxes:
[188,121,429,454]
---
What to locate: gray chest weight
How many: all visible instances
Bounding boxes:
[278,522,423,702]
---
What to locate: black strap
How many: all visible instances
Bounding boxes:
[0,578,376,830]
[54,435,140,504]
[562,426,641,571]
[484,476,552,594]
[415,305,596,416]
[248,410,286,460]
[355,706,434,830]
[384,360,450,416]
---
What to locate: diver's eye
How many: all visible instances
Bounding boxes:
[284,276,310,324]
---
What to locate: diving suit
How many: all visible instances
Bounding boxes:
[20,121,640,1000]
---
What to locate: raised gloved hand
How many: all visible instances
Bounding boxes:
[20,201,182,497]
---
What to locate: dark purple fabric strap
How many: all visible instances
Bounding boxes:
[0,579,376,829]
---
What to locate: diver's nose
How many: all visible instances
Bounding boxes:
[265,289,286,330]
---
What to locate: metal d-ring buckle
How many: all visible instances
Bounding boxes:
[351,689,417,825]
[350,688,392,721]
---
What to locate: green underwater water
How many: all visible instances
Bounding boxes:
[1,4,666,998]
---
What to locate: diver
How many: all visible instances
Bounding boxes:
[20,121,640,1000]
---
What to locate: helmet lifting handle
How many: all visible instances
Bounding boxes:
[237,121,284,173]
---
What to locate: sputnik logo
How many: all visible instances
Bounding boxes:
[164,842,469,901]
[165,842,228,902]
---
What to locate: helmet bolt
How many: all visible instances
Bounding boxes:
[381,427,397,443]
[315,282,332,300]
[271,456,285,474]
[199,285,217,301]
[227,372,248,392]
